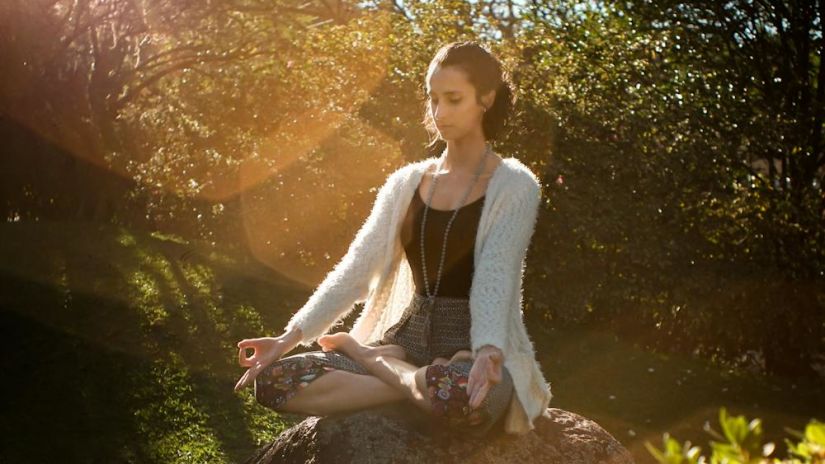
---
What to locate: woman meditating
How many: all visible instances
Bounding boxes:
[234,41,552,438]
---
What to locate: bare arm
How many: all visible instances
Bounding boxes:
[278,326,303,353]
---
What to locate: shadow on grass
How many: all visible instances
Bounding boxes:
[0,221,304,463]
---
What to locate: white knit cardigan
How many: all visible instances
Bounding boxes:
[284,155,552,435]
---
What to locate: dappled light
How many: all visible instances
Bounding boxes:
[130,354,230,461]
[0,220,300,461]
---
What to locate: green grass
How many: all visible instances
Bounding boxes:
[0,220,305,463]
[0,220,821,463]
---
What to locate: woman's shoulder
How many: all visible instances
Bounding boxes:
[384,157,436,185]
[373,158,432,199]
[396,157,436,175]
[498,157,542,197]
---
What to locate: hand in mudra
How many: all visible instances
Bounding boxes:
[234,337,289,393]
[466,348,503,410]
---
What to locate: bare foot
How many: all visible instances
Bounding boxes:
[429,350,471,366]
[318,332,361,357]
[450,350,473,363]
[375,344,407,361]
[318,332,406,361]
[431,357,450,366]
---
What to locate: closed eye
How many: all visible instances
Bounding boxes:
[431,99,461,105]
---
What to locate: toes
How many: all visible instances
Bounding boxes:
[449,350,473,363]
[317,335,337,351]
[318,333,343,346]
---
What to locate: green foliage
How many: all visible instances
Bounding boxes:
[646,407,825,464]
[786,419,825,463]
[645,432,704,464]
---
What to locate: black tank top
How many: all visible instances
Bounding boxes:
[400,182,485,298]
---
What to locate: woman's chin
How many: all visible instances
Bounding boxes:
[439,131,460,140]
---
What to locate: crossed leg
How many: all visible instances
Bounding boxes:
[274,369,408,416]
[318,332,473,414]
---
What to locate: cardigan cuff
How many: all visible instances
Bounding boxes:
[283,318,320,348]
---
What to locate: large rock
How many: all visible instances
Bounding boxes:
[243,403,635,464]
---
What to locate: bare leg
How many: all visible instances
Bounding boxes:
[318,332,436,413]
[266,337,411,416]
[273,368,408,416]
[319,337,407,361]
[266,340,469,417]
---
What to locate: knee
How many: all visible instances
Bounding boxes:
[413,366,429,395]
[254,358,317,413]
[423,362,511,434]
[254,363,286,410]
[422,363,471,417]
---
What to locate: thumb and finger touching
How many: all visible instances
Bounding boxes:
[234,360,265,392]
[234,339,274,392]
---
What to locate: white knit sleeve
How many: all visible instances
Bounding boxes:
[283,170,401,347]
[470,178,542,358]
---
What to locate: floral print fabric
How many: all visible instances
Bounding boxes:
[254,355,335,411]
[425,360,492,435]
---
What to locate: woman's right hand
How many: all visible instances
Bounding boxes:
[234,336,291,393]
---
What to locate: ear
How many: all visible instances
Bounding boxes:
[481,89,496,111]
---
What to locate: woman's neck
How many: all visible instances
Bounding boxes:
[439,139,489,175]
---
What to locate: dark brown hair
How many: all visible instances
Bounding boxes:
[421,41,515,156]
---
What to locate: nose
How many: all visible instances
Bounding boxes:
[433,104,448,123]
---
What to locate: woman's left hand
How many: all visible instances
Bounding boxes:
[466,346,503,410]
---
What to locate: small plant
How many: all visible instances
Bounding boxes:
[645,407,825,463]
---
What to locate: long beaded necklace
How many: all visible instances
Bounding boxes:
[419,143,492,310]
